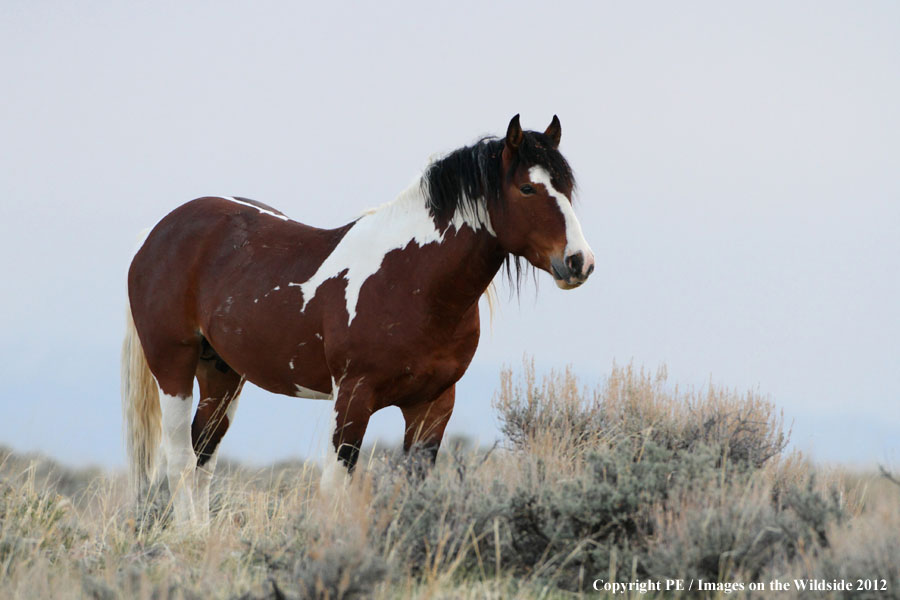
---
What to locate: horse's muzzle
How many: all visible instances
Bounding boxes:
[551,251,595,289]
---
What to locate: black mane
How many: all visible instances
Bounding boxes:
[422,131,576,226]
[421,130,577,291]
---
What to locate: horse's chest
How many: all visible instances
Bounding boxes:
[375,352,469,408]
[342,308,481,407]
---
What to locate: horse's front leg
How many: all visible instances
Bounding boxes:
[401,384,456,466]
[320,376,374,493]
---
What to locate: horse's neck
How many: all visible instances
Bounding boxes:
[423,222,505,312]
[364,182,503,309]
[379,184,504,310]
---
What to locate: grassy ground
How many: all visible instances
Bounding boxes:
[1,361,898,599]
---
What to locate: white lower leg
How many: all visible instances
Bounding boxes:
[320,446,350,495]
[319,404,350,495]
[193,448,217,524]
[159,391,197,525]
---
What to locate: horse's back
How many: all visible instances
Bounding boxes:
[131,195,345,287]
[135,196,335,261]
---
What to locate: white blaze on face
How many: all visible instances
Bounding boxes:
[527,166,594,267]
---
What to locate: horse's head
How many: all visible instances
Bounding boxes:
[490,115,595,289]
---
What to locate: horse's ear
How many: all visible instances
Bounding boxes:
[505,114,524,152]
[544,115,561,149]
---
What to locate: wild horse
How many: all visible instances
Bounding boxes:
[122,115,595,524]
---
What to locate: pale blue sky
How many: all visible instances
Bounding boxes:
[1,2,897,467]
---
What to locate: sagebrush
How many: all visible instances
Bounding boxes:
[0,361,897,599]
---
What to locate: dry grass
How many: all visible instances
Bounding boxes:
[1,361,897,599]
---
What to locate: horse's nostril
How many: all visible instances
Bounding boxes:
[585,263,594,277]
[565,251,584,275]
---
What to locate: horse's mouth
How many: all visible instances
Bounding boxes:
[551,261,587,290]
[554,278,584,290]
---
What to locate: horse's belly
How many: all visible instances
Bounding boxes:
[240,359,334,399]
[203,314,334,399]
[246,344,333,397]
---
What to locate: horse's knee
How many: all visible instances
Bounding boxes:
[330,380,373,457]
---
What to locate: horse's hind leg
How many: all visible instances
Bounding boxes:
[192,343,244,524]
[147,343,202,526]
[401,385,456,467]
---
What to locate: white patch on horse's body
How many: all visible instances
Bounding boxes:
[294,179,495,327]
[288,358,295,370]
[158,389,197,525]
[219,196,291,221]
[528,166,594,262]
[272,285,280,291]
[294,384,332,400]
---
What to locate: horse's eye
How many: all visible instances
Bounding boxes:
[519,184,536,195]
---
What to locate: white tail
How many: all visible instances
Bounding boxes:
[121,302,161,500]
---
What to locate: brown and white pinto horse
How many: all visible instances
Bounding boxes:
[122,115,594,525]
